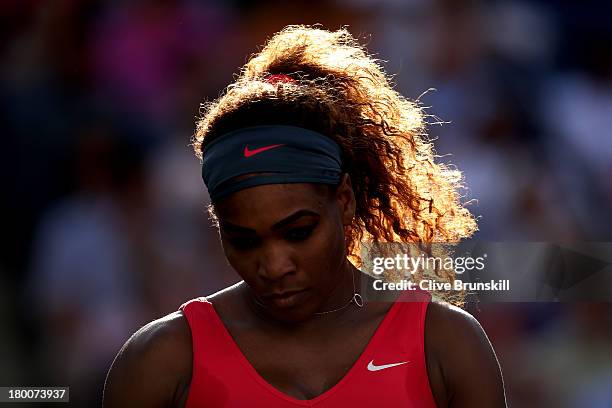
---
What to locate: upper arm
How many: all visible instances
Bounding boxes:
[425,301,507,408]
[103,311,193,408]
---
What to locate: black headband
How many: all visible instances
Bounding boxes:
[201,125,343,202]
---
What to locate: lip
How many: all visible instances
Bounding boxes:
[260,289,309,308]
[261,289,307,299]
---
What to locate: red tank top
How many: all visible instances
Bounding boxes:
[179,289,437,407]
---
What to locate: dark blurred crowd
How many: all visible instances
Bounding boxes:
[1,0,611,406]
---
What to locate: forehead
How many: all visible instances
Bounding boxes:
[215,183,332,224]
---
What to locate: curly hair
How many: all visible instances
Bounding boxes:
[191,25,478,305]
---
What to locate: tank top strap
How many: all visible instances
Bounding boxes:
[179,297,251,406]
[383,288,435,406]
[179,296,242,362]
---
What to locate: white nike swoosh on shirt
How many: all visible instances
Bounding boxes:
[367,360,410,371]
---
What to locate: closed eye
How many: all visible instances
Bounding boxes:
[285,226,315,242]
[227,236,260,250]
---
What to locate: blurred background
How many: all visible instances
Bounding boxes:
[1,0,611,406]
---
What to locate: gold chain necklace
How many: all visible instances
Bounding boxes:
[251,267,364,315]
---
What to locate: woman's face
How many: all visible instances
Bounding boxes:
[214,174,355,322]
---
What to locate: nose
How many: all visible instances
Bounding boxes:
[257,241,296,282]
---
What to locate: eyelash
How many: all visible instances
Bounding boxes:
[228,237,259,250]
[285,226,314,242]
[227,226,315,250]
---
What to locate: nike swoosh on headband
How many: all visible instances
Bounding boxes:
[367,360,410,371]
[243,144,285,158]
[202,125,343,202]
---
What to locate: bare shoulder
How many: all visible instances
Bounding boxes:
[205,280,249,321]
[103,311,192,408]
[426,300,487,345]
[425,300,507,408]
[425,301,497,370]
[117,310,192,355]
[206,280,244,304]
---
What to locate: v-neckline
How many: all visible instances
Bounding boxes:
[206,294,405,406]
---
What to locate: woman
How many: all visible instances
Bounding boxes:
[104,26,506,407]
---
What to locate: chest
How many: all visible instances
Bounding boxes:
[227,312,386,400]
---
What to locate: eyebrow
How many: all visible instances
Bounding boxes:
[220,209,320,233]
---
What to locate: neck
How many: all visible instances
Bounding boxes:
[313,261,361,314]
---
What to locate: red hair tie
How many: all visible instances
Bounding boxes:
[263,74,297,84]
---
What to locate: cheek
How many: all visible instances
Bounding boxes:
[220,240,252,277]
[307,223,346,279]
